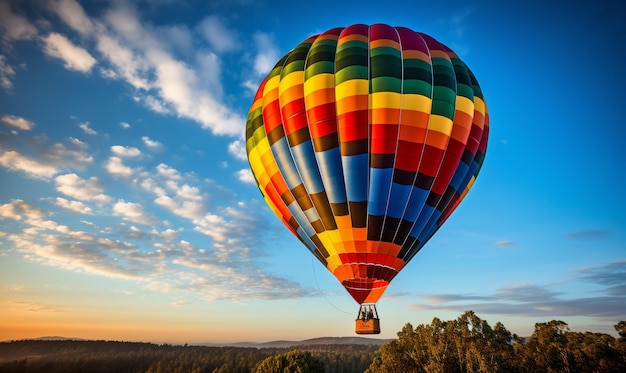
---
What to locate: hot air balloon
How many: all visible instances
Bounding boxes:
[245,24,489,334]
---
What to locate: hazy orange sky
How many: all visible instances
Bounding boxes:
[1,0,624,343]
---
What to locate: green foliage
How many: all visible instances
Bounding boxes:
[254,350,325,373]
[366,311,626,373]
[0,340,376,373]
[615,321,626,340]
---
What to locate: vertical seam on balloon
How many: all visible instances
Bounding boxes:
[371,25,404,290]
[423,79,488,250]
[414,59,473,261]
[364,23,372,299]
[333,27,357,282]
[306,30,342,272]
[398,37,458,262]
[295,35,329,260]
[387,31,432,254]
[248,74,318,254]
[275,42,326,260]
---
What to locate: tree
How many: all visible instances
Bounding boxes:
[615,321,626,340]
[366,311,518,373]
[615,321,626,371]
[254,350,325,373]
[366,323,423,373]
[519,320,571,372]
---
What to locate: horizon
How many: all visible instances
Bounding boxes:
[2,335,389,345]
[1,0,624,344]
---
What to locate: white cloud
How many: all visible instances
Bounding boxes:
[8,232,146,280]
[142,136,163,151]
[42,32,97,73]
[192,213,229,242]
[155,195,204,221]
[119,121,130,129]
[494,240,514,248]
[156,163,181,181]
[113,200,158,226]
[103,2,143,43]
[54,197,93,214]
[0,55,16,89]
[136,163,208,221]
[139,94,170,114]
[155,228,179,242]
[1,115,35,130]
[0,150,58,179]
[102,3,243,135]
[195,50,222,97]
[158,25,193,56]
[252,32,280,76]
[0,1,38,41]
[228,140,247,161]
[197,15,238,54]
[49,0,249,136]
[0,1,318,302]
[55,173,112,203]
[96,33,151,90]
[79,121,97,135]
[111,145,140,158]
[242,79,260,95]
[48,0,95,36]
[149,51,243,136]
[0,135,92,179]
[46,138,93,167]
[0,199,50,221]
[173,183,202,201]
[5,0,249,137]
[140,177,166,197]
[237,169,255,184]
[104,156,134,178]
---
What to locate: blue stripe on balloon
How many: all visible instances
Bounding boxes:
[401,186,428,222]
[368,168,393,216]
[316,147,348,204]
[291,141,325,193]
[386,182,412,218]
[342,154,369,202]
[410,204,436,238]
[271,137,302,189]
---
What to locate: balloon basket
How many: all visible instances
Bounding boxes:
[355,318,381,334]
[355,304,381,334]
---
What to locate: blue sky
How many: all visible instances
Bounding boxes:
[0,0,624,343]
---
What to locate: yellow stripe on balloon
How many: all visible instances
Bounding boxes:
[455,96,474,117]
[370,92,401,109]
[335,79,368,101]
[401,93,432,113]
[428,114,453,136]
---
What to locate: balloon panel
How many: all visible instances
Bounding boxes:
[245,24,489,304]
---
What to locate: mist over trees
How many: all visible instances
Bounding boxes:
[1,311,624,373]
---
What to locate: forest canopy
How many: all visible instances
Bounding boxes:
[367,311,626,373]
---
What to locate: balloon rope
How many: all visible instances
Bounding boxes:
[311,258,353,314]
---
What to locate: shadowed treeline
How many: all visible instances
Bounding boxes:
[0,340,375,373]
[1,311,625,373]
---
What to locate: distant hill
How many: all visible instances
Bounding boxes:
[30,336,85,341]
[199,336,389,348]
[4,336,387,348]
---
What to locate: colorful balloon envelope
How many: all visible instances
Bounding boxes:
[246,24,489,306]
